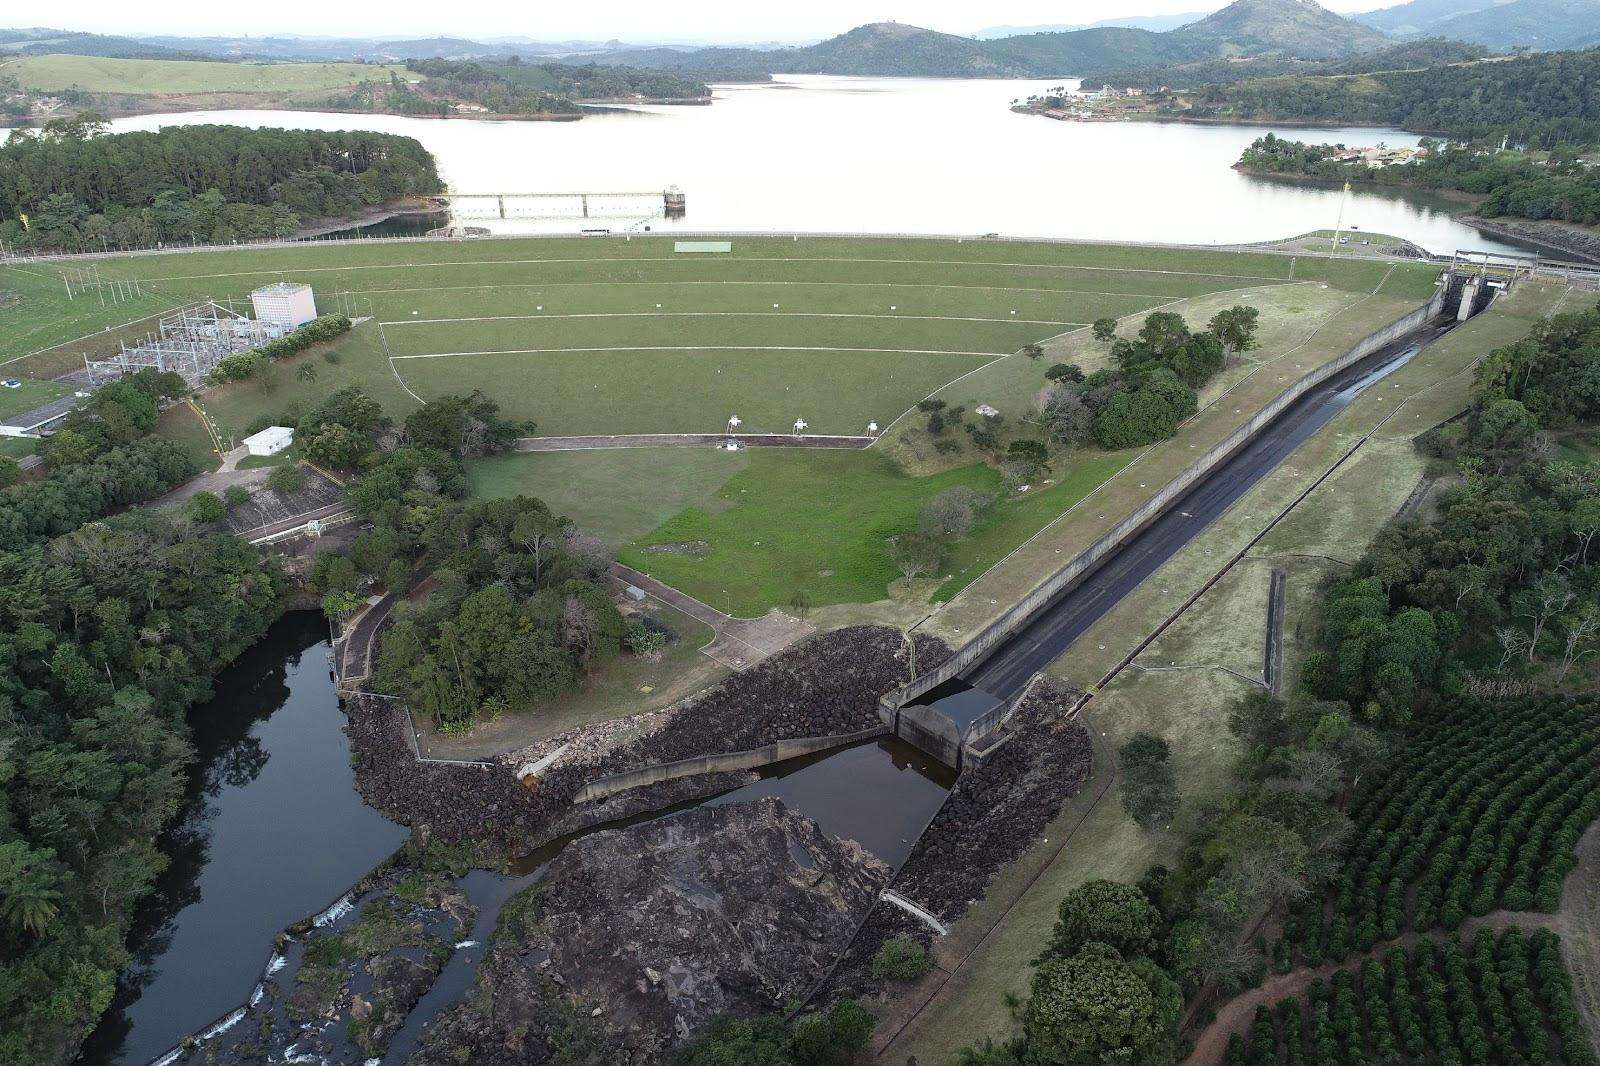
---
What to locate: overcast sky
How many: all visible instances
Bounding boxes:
[29,0,1404,44]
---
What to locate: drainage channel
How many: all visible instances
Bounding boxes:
[963,319,1451,701]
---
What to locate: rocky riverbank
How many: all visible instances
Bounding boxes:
[413,798,888,1062]
[190,855,479,1064]
[1460,216,1600,265]
[344,625,950,857]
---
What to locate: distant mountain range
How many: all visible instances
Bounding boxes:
[5,0,1600,87]
[572,0,1395,78]
[972,13,1211,39]
[1354,0,1600,51]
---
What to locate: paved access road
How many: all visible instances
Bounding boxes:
[964,320,1452,702]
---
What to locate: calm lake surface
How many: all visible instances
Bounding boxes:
[107,75,1527,255]
[76,614,408,1066]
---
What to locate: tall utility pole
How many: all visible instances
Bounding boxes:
[1329,180,1352,258]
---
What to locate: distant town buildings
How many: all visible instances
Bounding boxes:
[1330,146,1432,168]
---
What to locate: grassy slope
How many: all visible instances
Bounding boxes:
[0,54,404,93]
[469,448,750,547]
[0,377,69,421]
[884,277,1571,1063]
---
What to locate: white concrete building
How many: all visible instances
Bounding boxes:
[250,282,317,330]
[242,426,295,457]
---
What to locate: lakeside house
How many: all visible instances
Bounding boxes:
[1331,146,1431,168]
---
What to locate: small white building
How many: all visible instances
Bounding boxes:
[242,426,295,457]
[251,282,317,330]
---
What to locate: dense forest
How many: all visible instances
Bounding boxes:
[0,370,198,551]
[960,301,1600,1064]
[0,120,442,251]
[1198,47,1600,147]
[0,368,285,1063]
[241,384,641,733]
[1239,133,1600,225]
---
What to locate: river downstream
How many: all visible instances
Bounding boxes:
[101,75,1529,256]
[76,616,409,1066]
[75,612,954,1065]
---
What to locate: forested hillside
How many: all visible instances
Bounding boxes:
[1198,46,1600,144]
[0,120,442,251]
[352,58,713,116]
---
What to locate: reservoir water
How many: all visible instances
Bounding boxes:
[76,615,409,1066]
[104,75,1527,256]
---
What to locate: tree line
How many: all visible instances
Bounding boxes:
[252,383,650,734]
[0,119,443,251]
[0,390,284,1062]
[0,369,197,551]
[1197,47,1600,149]
[1240,133,1600,227]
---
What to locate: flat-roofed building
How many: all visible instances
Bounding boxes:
[251,282,317,330]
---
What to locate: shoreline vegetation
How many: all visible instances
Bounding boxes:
[0,54,762,126]
[1014,41,1600,265]
[1235,133,1600,263]
[0,120,445,254]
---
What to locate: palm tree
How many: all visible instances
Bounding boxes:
[296,363,318,384]
[0,843,62,937]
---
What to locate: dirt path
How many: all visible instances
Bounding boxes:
[1185,821,1600,1064]
[610,562,810,671]
[515,432,872,452]
[1554,822,1600,1053]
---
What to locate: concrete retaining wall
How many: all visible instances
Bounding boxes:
[879,287,1448,717]
[571,726,888,803]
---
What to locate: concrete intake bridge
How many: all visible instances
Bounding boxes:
[429,187,685,221]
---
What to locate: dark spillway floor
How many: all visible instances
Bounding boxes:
[965,318,1453,701]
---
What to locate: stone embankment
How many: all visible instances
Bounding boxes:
[821,679,1094,1001]
[345,626,951,854]
[1462,216,1600,265]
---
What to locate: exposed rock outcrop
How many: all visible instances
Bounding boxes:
[414,797,888,1062]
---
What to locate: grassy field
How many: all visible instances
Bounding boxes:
[0,54,407,94]
[470,448,750,547]
[0,377,70,422]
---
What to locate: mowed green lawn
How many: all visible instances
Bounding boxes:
[0,377,70,422]
[0,233,1439,454]
[469,447,1120,618]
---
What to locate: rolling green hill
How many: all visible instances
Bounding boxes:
[1424,0,1600,51]
[0,53,407,94]
[1175,0,1391,57]
[1356,0,1600,51]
